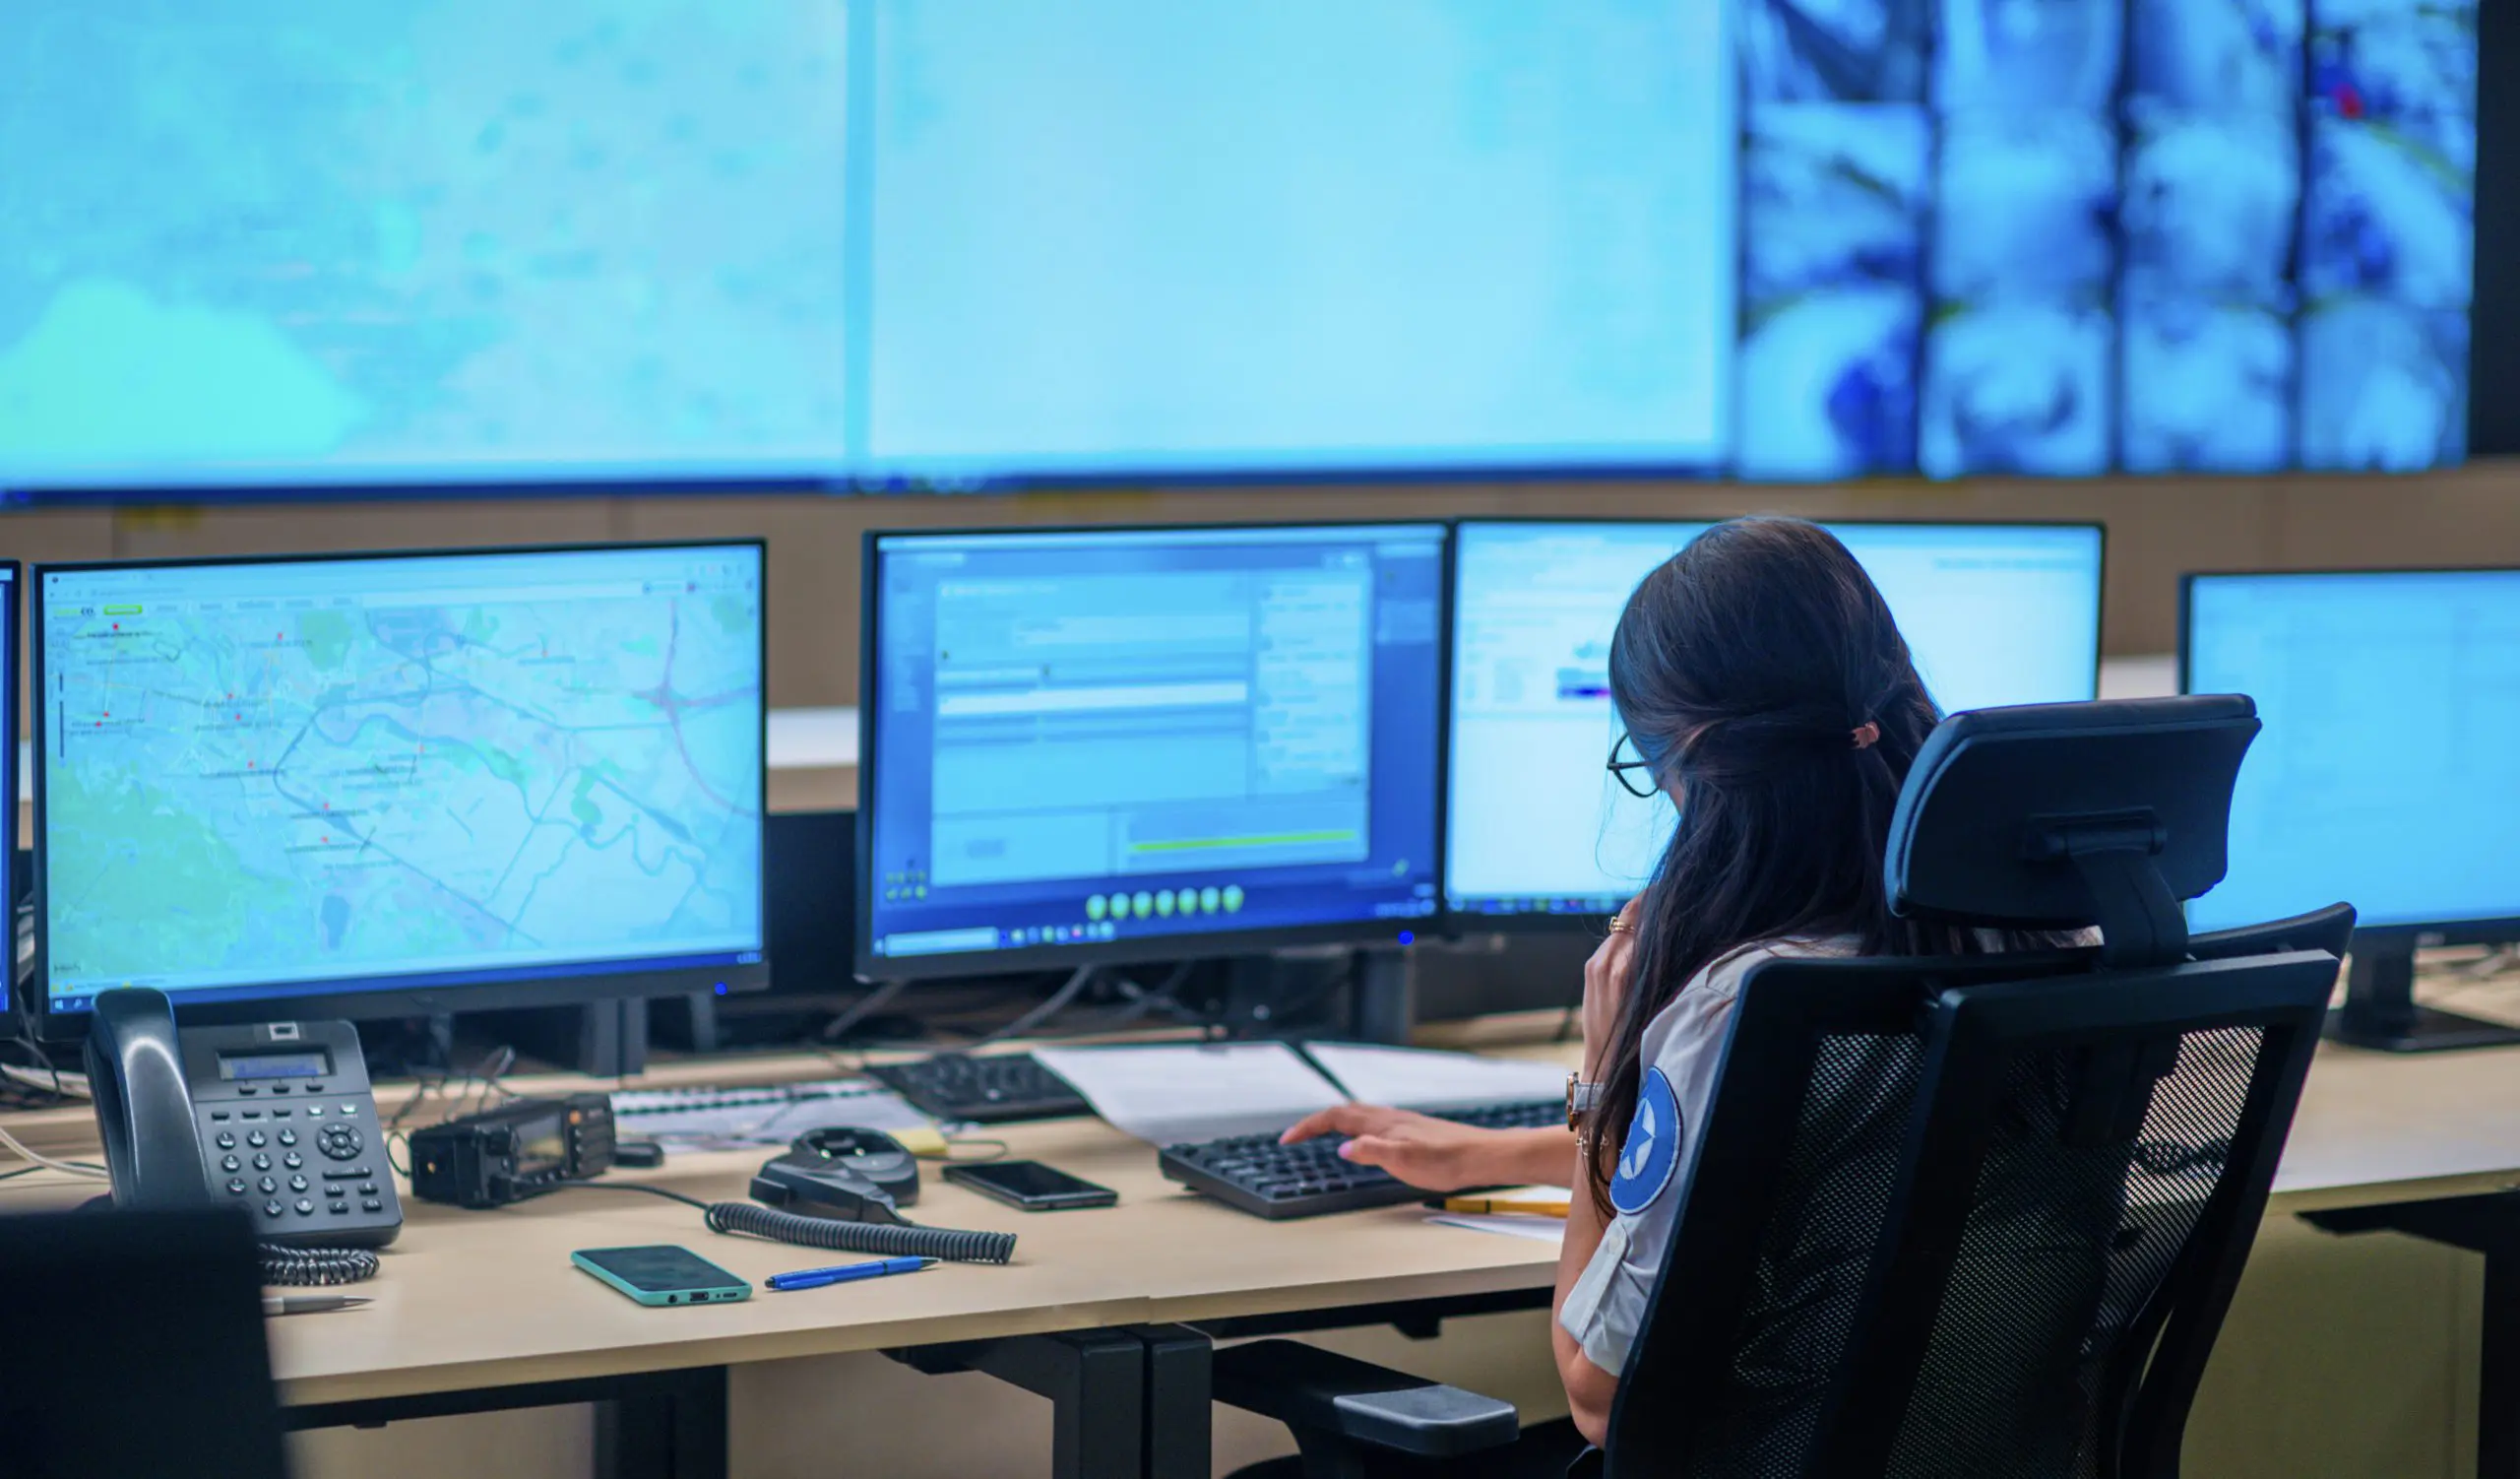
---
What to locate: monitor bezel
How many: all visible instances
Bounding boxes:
[854,518,1454,982]
[29,539,773,1040]
[2179,564,2520,947]
[1442,515,2111,934]
[0,563,19,1021]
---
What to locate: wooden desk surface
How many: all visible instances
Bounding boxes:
[3,1026,2516,1409]
[0,1099,1563,1407]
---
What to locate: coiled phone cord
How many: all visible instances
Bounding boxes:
[259,1245,383,1286]
[702,1200,1015,1265]
[556,1182,1018,1265]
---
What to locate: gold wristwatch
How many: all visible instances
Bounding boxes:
[1565,1071,1604,1130]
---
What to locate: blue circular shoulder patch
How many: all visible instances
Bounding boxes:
[1609,1066,1681,1217]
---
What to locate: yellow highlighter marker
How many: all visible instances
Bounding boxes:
[1441,1189,1571,1218]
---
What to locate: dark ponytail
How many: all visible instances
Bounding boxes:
[1584,518,2057,1211]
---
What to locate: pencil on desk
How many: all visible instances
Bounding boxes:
[1441,1189,1571,1217]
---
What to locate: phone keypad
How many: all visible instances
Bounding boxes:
[192,1038,400,1250]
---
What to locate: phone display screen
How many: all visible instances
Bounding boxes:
[218,1050,331,1081]
[575,1246,739,1293]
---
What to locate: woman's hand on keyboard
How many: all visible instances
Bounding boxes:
[1280,1105,1571,1192]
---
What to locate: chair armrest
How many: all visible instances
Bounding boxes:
[1213,1339,1520,1459]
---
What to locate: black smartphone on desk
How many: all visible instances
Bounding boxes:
[944,1160,1116,1211]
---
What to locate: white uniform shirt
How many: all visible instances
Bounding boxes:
[1557,935,1858,1378]
[1556,929,2096,1377]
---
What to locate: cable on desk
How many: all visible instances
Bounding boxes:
[972,965,1101,1048]
[0,1124,109,1180]
[1092,960,1201,1034]
[552,1182,1017,1264]
[819,979,914,1044]
[557,1182,714,1212]
[0,1034,85,1107]
[386,1045,520,1132]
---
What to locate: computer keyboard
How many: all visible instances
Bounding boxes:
[1160,1100,1564,1220]
[864,1052,1092,1125]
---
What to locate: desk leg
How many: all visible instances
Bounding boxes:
[594,1366,728,1479]
[288,1368,728,1479]
[2307,1194,2520,1479]
[1134,1324,1214,1479]
[2484,1248,2520,1478]
[894,1329,1147,1479]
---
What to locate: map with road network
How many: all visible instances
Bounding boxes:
[40,547,764,1001]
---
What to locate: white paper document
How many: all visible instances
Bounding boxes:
[609,1080,932,1150]
[1302,1042,1568,1113]
[1033,1042,1347,1145]
[1426,1212,1565,1245]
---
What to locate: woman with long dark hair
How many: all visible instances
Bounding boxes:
[1283,516,2067,1449]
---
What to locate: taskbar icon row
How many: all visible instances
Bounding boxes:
[1453,896,1625,918]
[1086,884,1246,924]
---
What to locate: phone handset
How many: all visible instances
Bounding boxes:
[85,989,215,1210]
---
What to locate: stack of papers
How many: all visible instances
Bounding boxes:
[1033,1042,1343,1145]
[1031,1040,1568,1146]
[609,1080,934,1152]
[1302,1042,1567,1112]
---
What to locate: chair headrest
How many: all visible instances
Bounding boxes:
[1885,696,2260,966]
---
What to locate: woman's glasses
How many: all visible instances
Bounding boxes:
[1606,733,1660,800]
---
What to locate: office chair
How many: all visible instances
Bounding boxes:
[0,1206,293,1479]
[1218,696,2350,1478]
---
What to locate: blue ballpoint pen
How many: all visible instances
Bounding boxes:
[764,1256,937,1292]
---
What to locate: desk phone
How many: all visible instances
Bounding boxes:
[183,1021,402,1247]
[86,993,403,1251]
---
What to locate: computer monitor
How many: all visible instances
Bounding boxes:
[0,562,18,1014]
[1445,520,2105,922]
[2182,567,2520,1049]
[32,543,767,1034]
[859,523,1446,978]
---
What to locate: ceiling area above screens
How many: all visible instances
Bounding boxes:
[0,0,2484,499]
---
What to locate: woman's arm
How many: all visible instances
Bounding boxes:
[1552,912,1640,1447]
[1552,1176,1621,1445]
[1280,1105,1572,1190]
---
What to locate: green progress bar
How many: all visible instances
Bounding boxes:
[1130,829,1358,854]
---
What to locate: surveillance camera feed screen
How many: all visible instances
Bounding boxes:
[1739,0,2474,478]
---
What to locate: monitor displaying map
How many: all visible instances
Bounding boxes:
[0,0,2481,490]
[33,544,767,1018]
[0,0,1732,492]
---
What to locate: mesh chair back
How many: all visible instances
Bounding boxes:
[1603,927,2341,1479]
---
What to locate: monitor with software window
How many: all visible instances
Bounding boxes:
[32,543,767,1036]
[2183,567,2520,1052]
[0,564,18,1015]
[1445,520,2105,923]
[858,523,1446,979]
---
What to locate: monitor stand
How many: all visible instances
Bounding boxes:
[1349,947,1414,1046]
[493,998,650,1077]
[2329,939,2520,1053]
[1209,947,1416,1045]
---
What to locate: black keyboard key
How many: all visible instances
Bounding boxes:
[866,1052,1092,1125]
[1158,1100,1563,1220]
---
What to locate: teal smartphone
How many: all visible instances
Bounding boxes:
[571,1246,754,1308]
